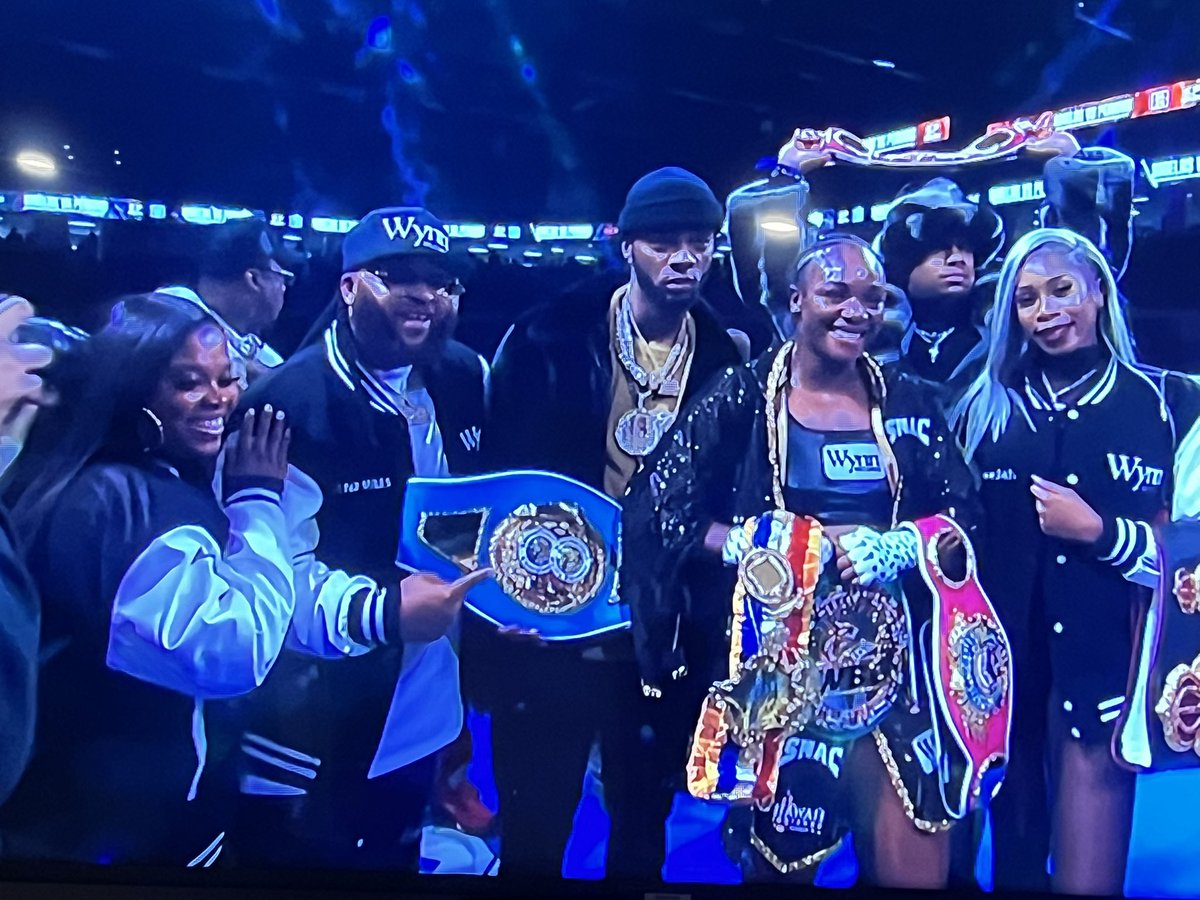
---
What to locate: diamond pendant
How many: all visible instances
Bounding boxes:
[615,407,674,457]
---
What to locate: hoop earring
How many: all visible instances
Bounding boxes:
[138,407,164,453]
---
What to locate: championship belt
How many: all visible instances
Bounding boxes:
[1115,520,1200,771]
[904,514,1012,818]
[398,470,628,641]
[806,563,909,741]
[686,511,824,807]
[765,113,1055,171]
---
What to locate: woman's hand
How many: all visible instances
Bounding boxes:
[1031,475,1103,543]
[225,405,290,491]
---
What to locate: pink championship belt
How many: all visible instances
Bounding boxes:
[903,514,1012,818]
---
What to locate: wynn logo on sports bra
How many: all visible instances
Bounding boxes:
[822,442,884,481]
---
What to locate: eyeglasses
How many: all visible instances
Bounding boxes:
[363,269,465,300]
[255,265,295,288]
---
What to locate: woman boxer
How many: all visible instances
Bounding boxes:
[623,233,997,887]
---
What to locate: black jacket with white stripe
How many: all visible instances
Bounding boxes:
[219,317,486,843]
[975,356,1200,744]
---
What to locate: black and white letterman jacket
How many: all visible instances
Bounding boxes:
[0,457,296,865]
[974,357,1200,743]
[221,317,486,811]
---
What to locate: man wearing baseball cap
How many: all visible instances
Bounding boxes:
[222,207,490,870]
[159,220,297,381]
[478,168,742,879]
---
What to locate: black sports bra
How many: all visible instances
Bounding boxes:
[783,418,892,528]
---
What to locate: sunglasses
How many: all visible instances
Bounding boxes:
[363,269,465,300]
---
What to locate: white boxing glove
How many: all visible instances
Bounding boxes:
[721,523,753,566]
[839,526,919,587]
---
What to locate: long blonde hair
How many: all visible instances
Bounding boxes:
[952,228,1136,460]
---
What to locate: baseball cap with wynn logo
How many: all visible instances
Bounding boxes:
[342,206,461,273]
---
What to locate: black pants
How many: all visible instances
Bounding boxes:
[229,753,437,871]
[487,646,698,880]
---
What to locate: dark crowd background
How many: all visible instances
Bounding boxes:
[0,212,1197,375]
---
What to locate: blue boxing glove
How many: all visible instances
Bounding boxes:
[839,526,919,587]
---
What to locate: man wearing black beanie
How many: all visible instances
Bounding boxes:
[477,167,741,879]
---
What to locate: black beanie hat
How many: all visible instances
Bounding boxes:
[617,167,724,237]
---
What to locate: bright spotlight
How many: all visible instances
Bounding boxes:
[15,150,57,177]
[760,218,800,236]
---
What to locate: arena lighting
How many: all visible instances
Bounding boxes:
[863,116,951,153]
[532,223,593,242]
[1145,152,1200,186]
[467,245,489,254]
[282,233,303,242]
[446,223,487,239]
[311,216,358,234]
[872,59,896,69]
[486,241,509,250]
[761,218,800,235]
[575,254,598,263]
[20,192,109,217]
[179,204,255,225]
[989,76,1200,134]
[988,178,1046,207]
[15,151,56,177]
[523,249,544,258]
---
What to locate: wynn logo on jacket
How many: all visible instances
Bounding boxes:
[1106,453,1164,492]
[459,426,481,452]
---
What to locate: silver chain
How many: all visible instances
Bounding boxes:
[615,295,687,393]
[912,326,955,363]
[1040,368,1097,409]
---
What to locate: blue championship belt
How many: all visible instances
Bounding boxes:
[398,470,629,641]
